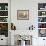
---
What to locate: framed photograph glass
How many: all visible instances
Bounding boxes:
[17,10,29,20]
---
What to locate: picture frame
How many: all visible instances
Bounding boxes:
[17,10,29,20]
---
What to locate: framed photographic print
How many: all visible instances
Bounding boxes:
[17,10,29,20]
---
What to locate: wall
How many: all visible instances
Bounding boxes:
[11,0,46,30]
[11,0,46,46]
[11,0,38,30]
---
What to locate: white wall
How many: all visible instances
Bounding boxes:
[11,0,46,46]
[11,0,38,30]
[11,0,46,30]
